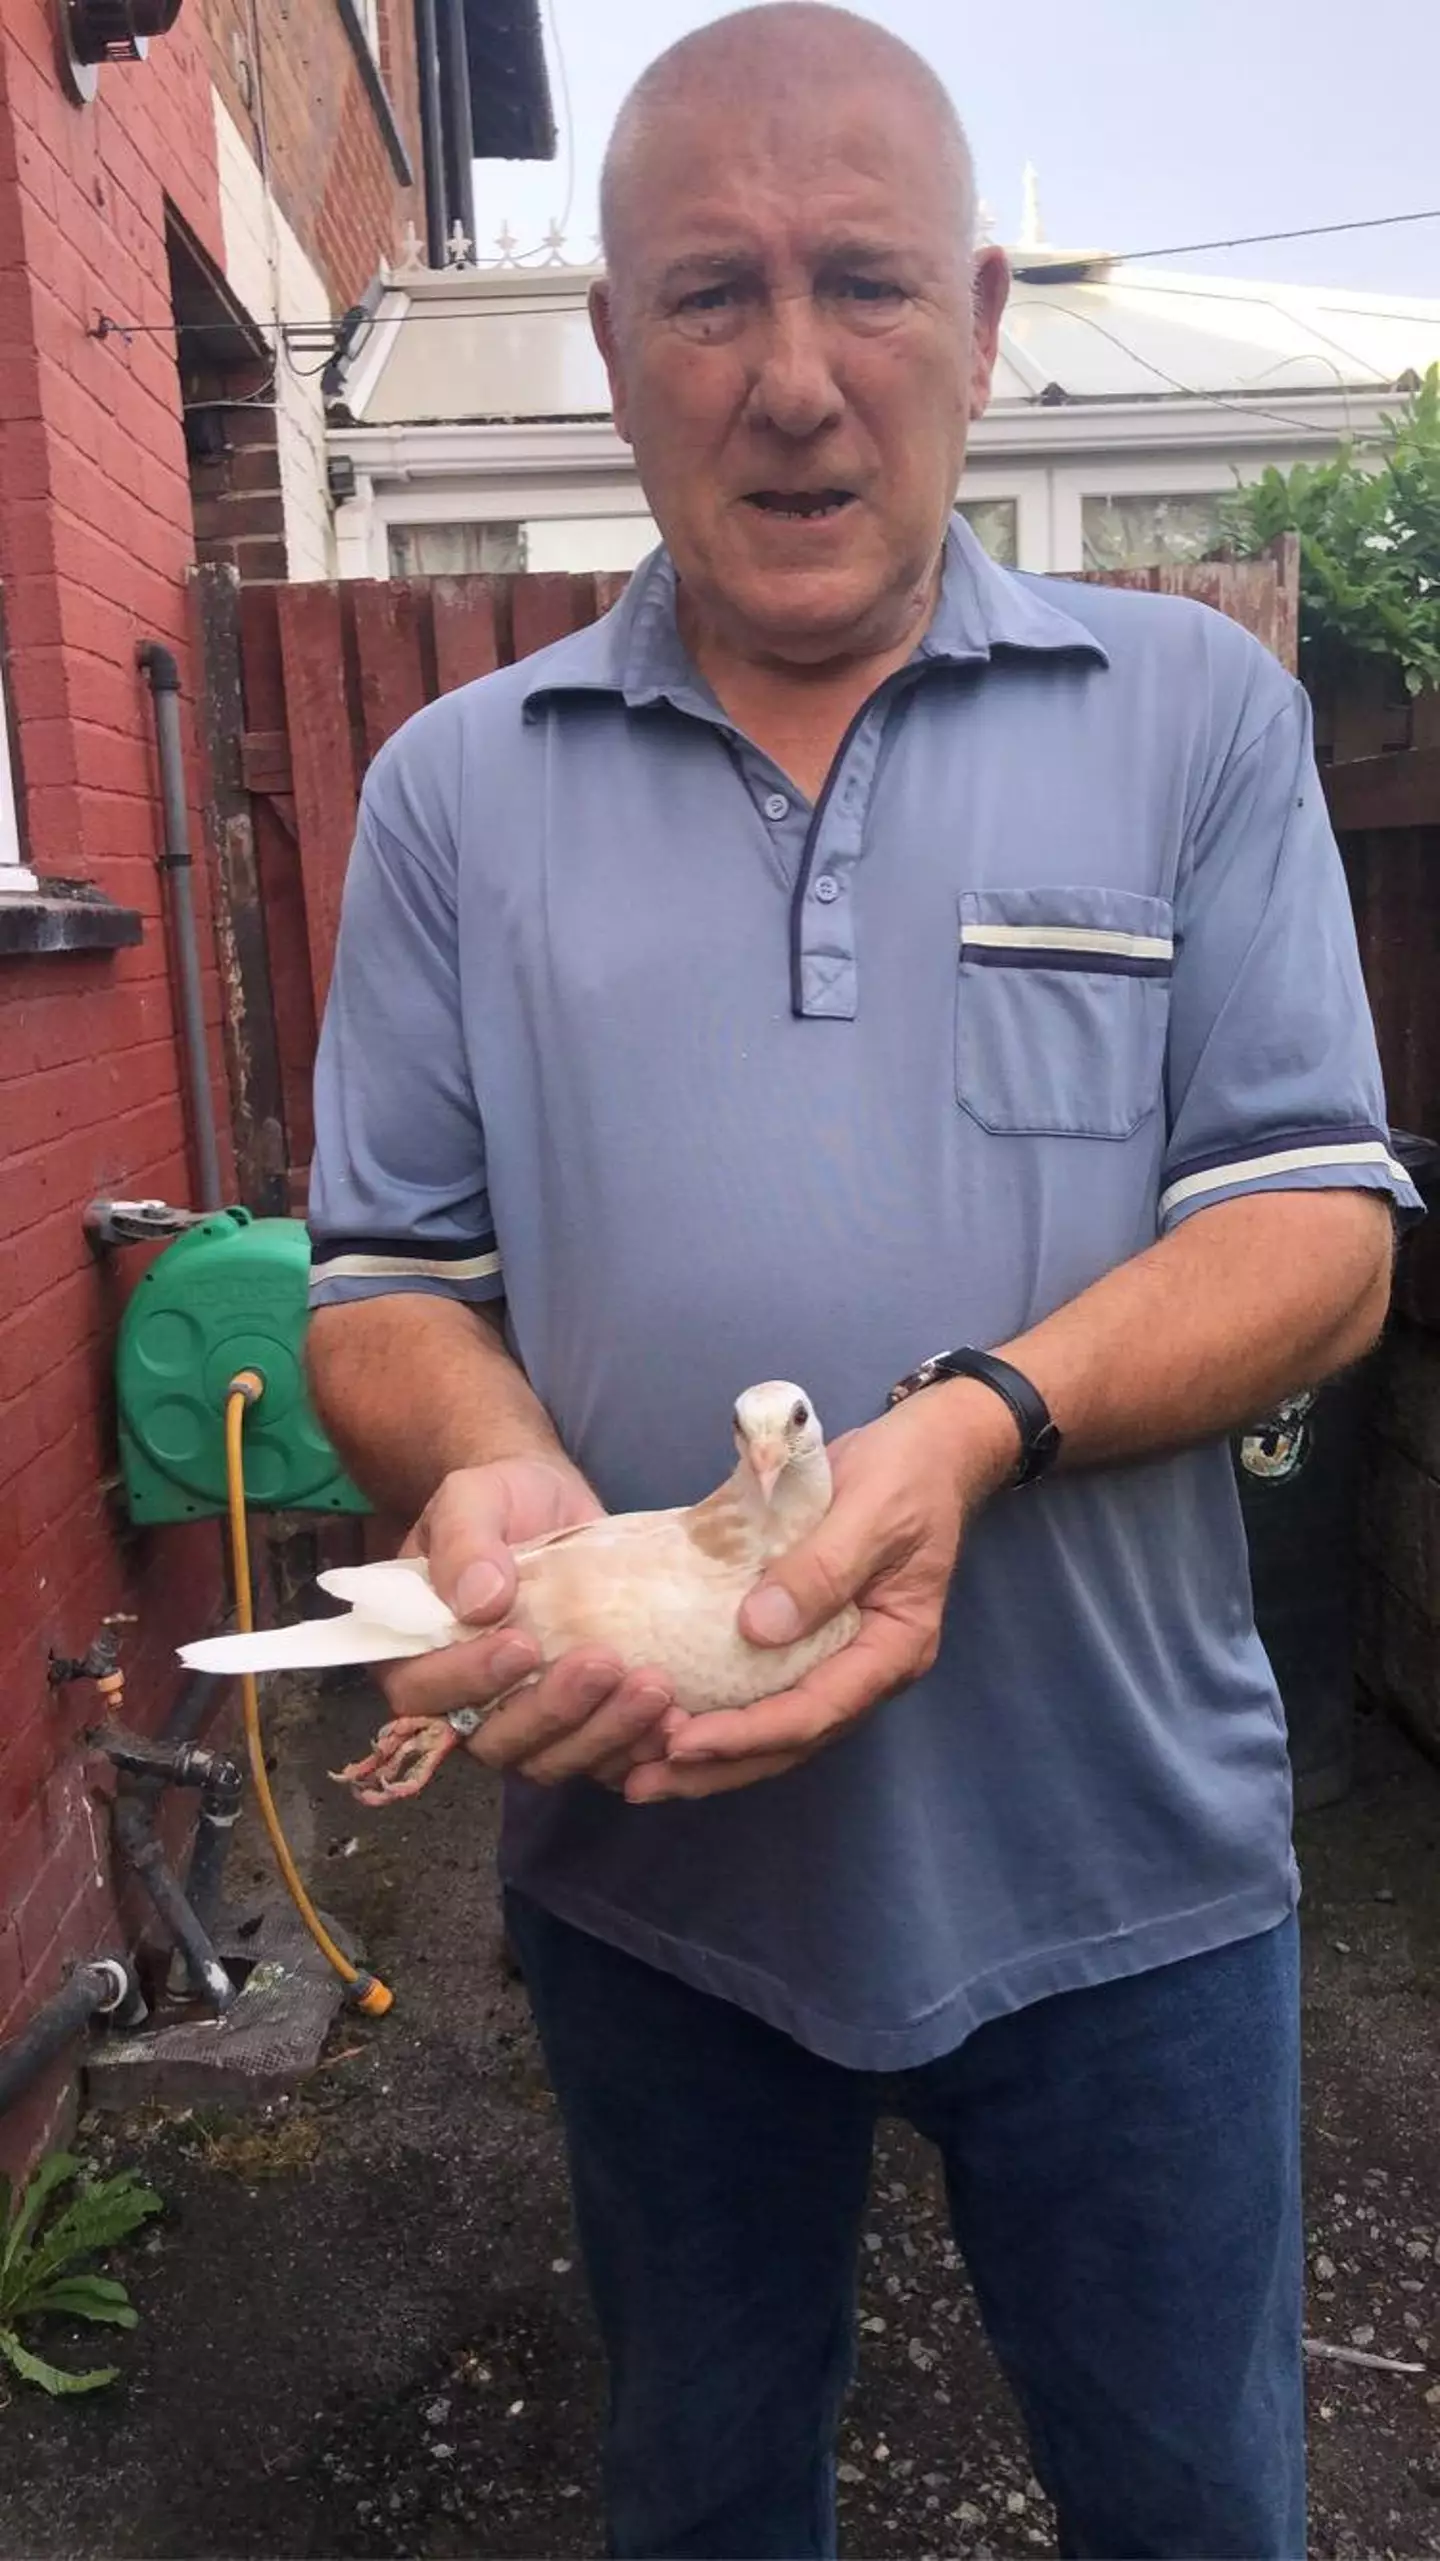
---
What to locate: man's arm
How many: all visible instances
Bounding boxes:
[308,1295,584,1524]
[630,1184,1392,1803]
[992,1185,1391,1470]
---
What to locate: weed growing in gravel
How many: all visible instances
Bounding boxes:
[0,2153,162,2395]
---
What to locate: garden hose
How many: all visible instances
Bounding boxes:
[223,1374,393,2017]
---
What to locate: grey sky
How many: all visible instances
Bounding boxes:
[472,0,1439,301]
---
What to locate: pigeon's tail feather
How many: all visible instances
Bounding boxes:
[177,1617,433,1675]
[318,1559,458,1638]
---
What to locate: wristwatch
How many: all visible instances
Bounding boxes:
[886,1347,1062,1488]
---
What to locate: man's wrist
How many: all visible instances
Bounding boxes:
[902,1375,1025,1510]
[888,1344,1065,1493]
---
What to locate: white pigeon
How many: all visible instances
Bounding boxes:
[179,1383,859,1802]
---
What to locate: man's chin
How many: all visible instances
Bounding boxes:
[697,557,906,665]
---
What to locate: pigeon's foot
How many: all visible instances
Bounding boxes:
[330,1715,460,1805]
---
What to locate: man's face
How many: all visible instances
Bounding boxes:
[593,82,1007,667]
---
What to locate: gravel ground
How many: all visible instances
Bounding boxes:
[0,1684,1436,2560]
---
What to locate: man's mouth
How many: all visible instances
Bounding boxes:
[744,489,857,521]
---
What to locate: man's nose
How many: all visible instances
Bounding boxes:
[744,292,845,441]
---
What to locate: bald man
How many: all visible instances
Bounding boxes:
[307,8,1415,2554]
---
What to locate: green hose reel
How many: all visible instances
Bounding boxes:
[116,1211,368,1524]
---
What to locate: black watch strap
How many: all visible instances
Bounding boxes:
[886,1347,1062,1487]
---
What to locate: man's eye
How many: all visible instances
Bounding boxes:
[677,282,737,314]
[836,275,905,303]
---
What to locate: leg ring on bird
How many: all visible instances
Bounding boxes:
[447,1706,483,1737]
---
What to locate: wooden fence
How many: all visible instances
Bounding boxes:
[195,567,632,1210]
[1320,676,1440,1328]
[1314,668,1440,1759]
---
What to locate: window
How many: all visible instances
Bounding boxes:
[958,498,1018,567]
[381,517,663,578]
[522,517,659,574]
[1081,494,1225,572]
[387,522,527,576]
[0,652,35,895]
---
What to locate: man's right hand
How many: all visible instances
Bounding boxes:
[377,1458,675,1788]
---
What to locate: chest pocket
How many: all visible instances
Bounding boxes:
[955,887,1174,1139]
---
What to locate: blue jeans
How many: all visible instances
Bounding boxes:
[505,1894,1305,2561]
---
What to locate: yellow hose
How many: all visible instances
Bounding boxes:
[224,1376,393,2016]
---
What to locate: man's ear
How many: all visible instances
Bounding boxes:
[967,247,1010,422]
[590,280,633,445]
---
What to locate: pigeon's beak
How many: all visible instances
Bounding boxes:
[749,1437,788,1501]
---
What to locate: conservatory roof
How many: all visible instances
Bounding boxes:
[336,250,1440,431]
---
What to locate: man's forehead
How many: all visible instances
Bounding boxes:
[623,80,936,182]
[612,103,961,269]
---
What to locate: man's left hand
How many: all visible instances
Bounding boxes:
[623,1384,1020,1803]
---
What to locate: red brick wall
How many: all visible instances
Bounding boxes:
[0,4,237,2171]
[198,0,426,306]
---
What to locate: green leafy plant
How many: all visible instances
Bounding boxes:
[0,2152,162,2395]
[1221,365,1440,697]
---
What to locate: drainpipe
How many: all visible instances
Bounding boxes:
[415,0,448,269]
[180,1754,243,1940]
[91,1724,244,1938]
[110,1791,237,2013]
[138,642,223,1212]
[159,1667,222,1754]
[92,1716,242,2016]
[0,1961,146,2124]
[98,1679,241,2015]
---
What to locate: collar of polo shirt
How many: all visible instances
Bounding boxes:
[518,515,1110,728]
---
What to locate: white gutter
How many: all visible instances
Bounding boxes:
[327,386,1396,487]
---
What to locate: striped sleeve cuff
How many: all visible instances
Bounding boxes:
[307,1229,503,1309]
[1159,1125,1423,1230]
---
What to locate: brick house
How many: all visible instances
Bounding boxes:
[0,0,552,2168]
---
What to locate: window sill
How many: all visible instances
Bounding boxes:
[0,878,144,956]
[333,0,414,186]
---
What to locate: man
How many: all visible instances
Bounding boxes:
[305,9,1418,2554]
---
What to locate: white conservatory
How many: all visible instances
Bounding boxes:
[326,240,1440,581]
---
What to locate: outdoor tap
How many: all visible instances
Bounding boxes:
[48,1615,135,1693]
[83,1197,207,1251]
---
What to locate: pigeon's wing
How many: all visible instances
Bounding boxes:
[178,1617,436,1675]
[513,1506,683,1563]
[318,1558,459,1637]
[512,1501,760,1667]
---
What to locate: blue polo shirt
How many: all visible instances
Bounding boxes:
[308,518,1419,2068]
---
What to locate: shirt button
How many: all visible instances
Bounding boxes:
[813,873,840,904]
[763,791,790,822]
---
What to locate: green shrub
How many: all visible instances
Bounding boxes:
[1222,365,1440,697]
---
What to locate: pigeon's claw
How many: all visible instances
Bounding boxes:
[329,1715,460,1805]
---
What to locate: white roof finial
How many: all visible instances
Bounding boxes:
[1018,162,1046,252]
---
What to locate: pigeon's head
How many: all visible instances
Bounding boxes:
[733,1381,825,1501]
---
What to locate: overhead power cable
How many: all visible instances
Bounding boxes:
[85,204,1440,348]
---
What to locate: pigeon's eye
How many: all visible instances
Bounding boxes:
[790,1400,810,1430]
